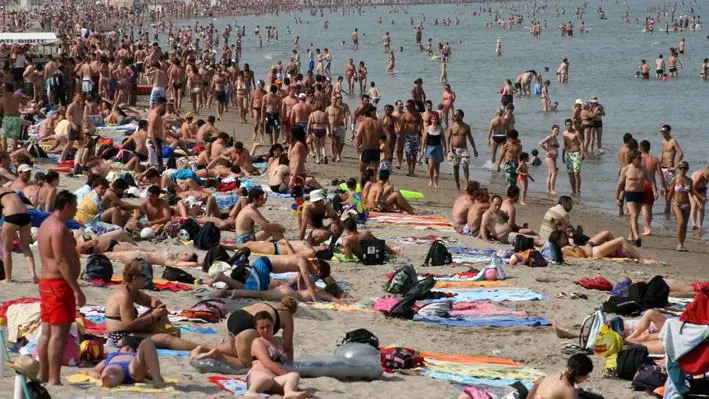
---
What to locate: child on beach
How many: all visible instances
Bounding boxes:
[516,152,534,205]
[530,149,543,167]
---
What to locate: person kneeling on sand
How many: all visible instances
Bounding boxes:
[528,354,593,399]
[246,311,311,398]
[90,338,166,388]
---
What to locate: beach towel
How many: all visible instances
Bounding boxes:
[421,288,546,303]
[208,376,267,397]
[156,349,190,358]
[424,359,544,383]
[86,276,192,292]
[420,352,520,367]
[450,302,527,317]
[0,297,40,318]
[422,370,534,389]
[390,235,458,246]
[66,373,178,392]
[176,325,217,335]
[577,276,613,291]
[307,302,375,313]
[368,212,454,230]
[413,314,551,328]
[434,281,510,288]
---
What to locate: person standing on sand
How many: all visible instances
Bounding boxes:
[447,110,477,191]
[355,104,384,180]
[639,140,664,236]
[562,118,583,195]
[400,100,422,177]
[617,149,656,247]
[668,160,700,252]
[659,124,684,214]
[325,94,348,162]
[487,108,507,166]
[690,167,709,230]
[496,129,522,188]
[0,82,23,152]
[539,124,561,195]
[37,191,86,385]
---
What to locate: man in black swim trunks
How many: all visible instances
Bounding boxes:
[299,189,342,246]
[355,104,385,180]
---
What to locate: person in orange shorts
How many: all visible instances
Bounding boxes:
[37,190,86,385]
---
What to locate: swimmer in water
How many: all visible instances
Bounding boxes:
[495,38,502,56]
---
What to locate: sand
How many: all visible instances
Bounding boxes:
[0,102,706,399]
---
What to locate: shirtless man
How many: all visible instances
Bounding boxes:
[352,28,359,50]
[235,188,286,244]
[556,58,569,83]
[655,54,665,78]
[147,97,166,170]
[365,169,415,214]
[659,124,684,213]
[496,130,522,188]
[210,69,228,120]
[307,104,328,164]
[639,140,664,235]
[101,179,141,227]
[196,115,220,143]
[281,87,299,144]
[400,100,422,176]
[0,82,23,152]
[167,58,185,109]
[411,78,426,112]
[479,195,544,245]
[451,182,489,236]
[668,50,683,77]
[59,93,84,164]
[487,108,507,165]
[355,104,385,179]
[690,167,709,230]
[37,191,85,385]
[122,120,149,171]
[261,85,282,146]
[128,185,174,232]
[447,109,477,190]
[639,59,651,80]
[288,125,308,188]
[340,218,396,259]
[562,118,584,195]
[146,62,167,108]
[299,189,341,246]
[250,81,266,142]
[579,102,598,157]
[290,93,312,133]
[325,93,348,162]
[617,150,656,246]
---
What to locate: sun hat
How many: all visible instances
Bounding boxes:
[18,164,32,173]
[575,99,583,105]
[7,355,40,382]
[309,189,325,203]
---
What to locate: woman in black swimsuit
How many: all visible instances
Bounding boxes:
[0,187,37,283]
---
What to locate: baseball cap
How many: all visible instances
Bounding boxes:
[18,164,32,173]
[575,99,583,105]
[298,93,307,99]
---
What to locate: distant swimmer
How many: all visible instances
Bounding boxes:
[639,59,650,79]
[668,48,683,77]
[702,58,709,80]
[496,38,502,56]
[386,50,395,73]
[352,28,359,50]
[440,62,448,85]
[556,58,569,83]
[678,38,686,54]
[383,31,391,52]
[655,54,665,78]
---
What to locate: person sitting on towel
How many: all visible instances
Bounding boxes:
[528,354,593,399]
[90,338,166,388]
[340,217,399,259]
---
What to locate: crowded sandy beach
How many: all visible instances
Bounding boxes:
[0,0,707,398]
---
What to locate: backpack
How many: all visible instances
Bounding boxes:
[579,310,605,352]
[162,266,196,284]
[387,276,435,319]
[512,234,535,252]
[631,365,667,391]
[384,265,418,294]
[360,237,386,265]
[143,262,154,290]
[616,345,651,380]
[341,328,379,349]
[423,240,452,266]
[680,291,709,325]
[180,219,201,241]
[82,254,113,282]
[194,222,221,250]
[180,299,228,323]
[641,276,669,309]
[26,380,52,399]
[202,245,231,273]
[601,296,641,316]
[379,347,425,370]
[48,71,65,92]
[27,140,48,158]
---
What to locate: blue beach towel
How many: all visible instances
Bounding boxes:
[413,315,551,328]
[422,288,546,303]
[422,370,534,388]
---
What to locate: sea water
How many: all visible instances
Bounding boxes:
[175,1,707,216]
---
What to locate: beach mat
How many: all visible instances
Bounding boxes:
[421,288,546,303]
[67,373,178,392]
[87,276,192,292]
[420,358,544,388]
[413,314,551,328]
[368,212,454,230]
[390,235,458,245]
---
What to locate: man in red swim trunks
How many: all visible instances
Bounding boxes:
[37,190,85,385]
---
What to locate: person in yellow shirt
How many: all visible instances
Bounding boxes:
[75,177,109,224]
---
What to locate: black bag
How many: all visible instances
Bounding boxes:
[341,328,379,349]
[360,237,385,265]
[98,145,119,160]
[616,345,651,380]
[384,265,418,294]
[194,222,221,250]
[202,245,231,272]
[27,141,48,158]
[162,266,196,284]
[576,389,604,399]
[180,219,201,241]
[26,380,52,399]
[513,234,535,252]
[143,262,154,290]
[423,240,452,266]
[83,254,113,282]
[387,276,435,319]
[631,365,667,391]
[641,276,670,309]
[601,296,641,316]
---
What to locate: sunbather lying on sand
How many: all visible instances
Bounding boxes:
[553,308,669,354]
[90,339,166,388]
[224,238,327,258]
[550,230,649,262]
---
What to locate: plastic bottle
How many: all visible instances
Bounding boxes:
[0,316,6,377]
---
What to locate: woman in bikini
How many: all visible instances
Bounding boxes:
[90,338,166,388]
[244,311,308,398]
[357,61,368,95]
[555,229,646,261]
[235,71,250,123]
[186,64,201,114]
[690,167,708,230]
[668,160,699,251]
[0,188,37,283]
[528,354,593,399]
[539,124,560,195]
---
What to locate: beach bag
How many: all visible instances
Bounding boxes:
[26,380,51,399]
[512,234,535,252]
[680,291,709,325]
[576,389,604,399]
[203,245,231,272]
[180,219,201,240]
[641,276,669,309]
[616,345,651,380]
[593,324,623,374]
[379,347,424,370]
[27,140,48,158]
[387,277,435,319]
[601,296,641,316]
[384,265,418,294]
[341,329,379,349]
[180,299,228,323]
[423,240,452,266]
[579,309,606,352]
[417,302,451,318]
[83,254,113,282]
[162,266,196,284]
[360,237,385,265]
[631,365,666,391]
[194,222,220,250]
[143,262,154,290]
